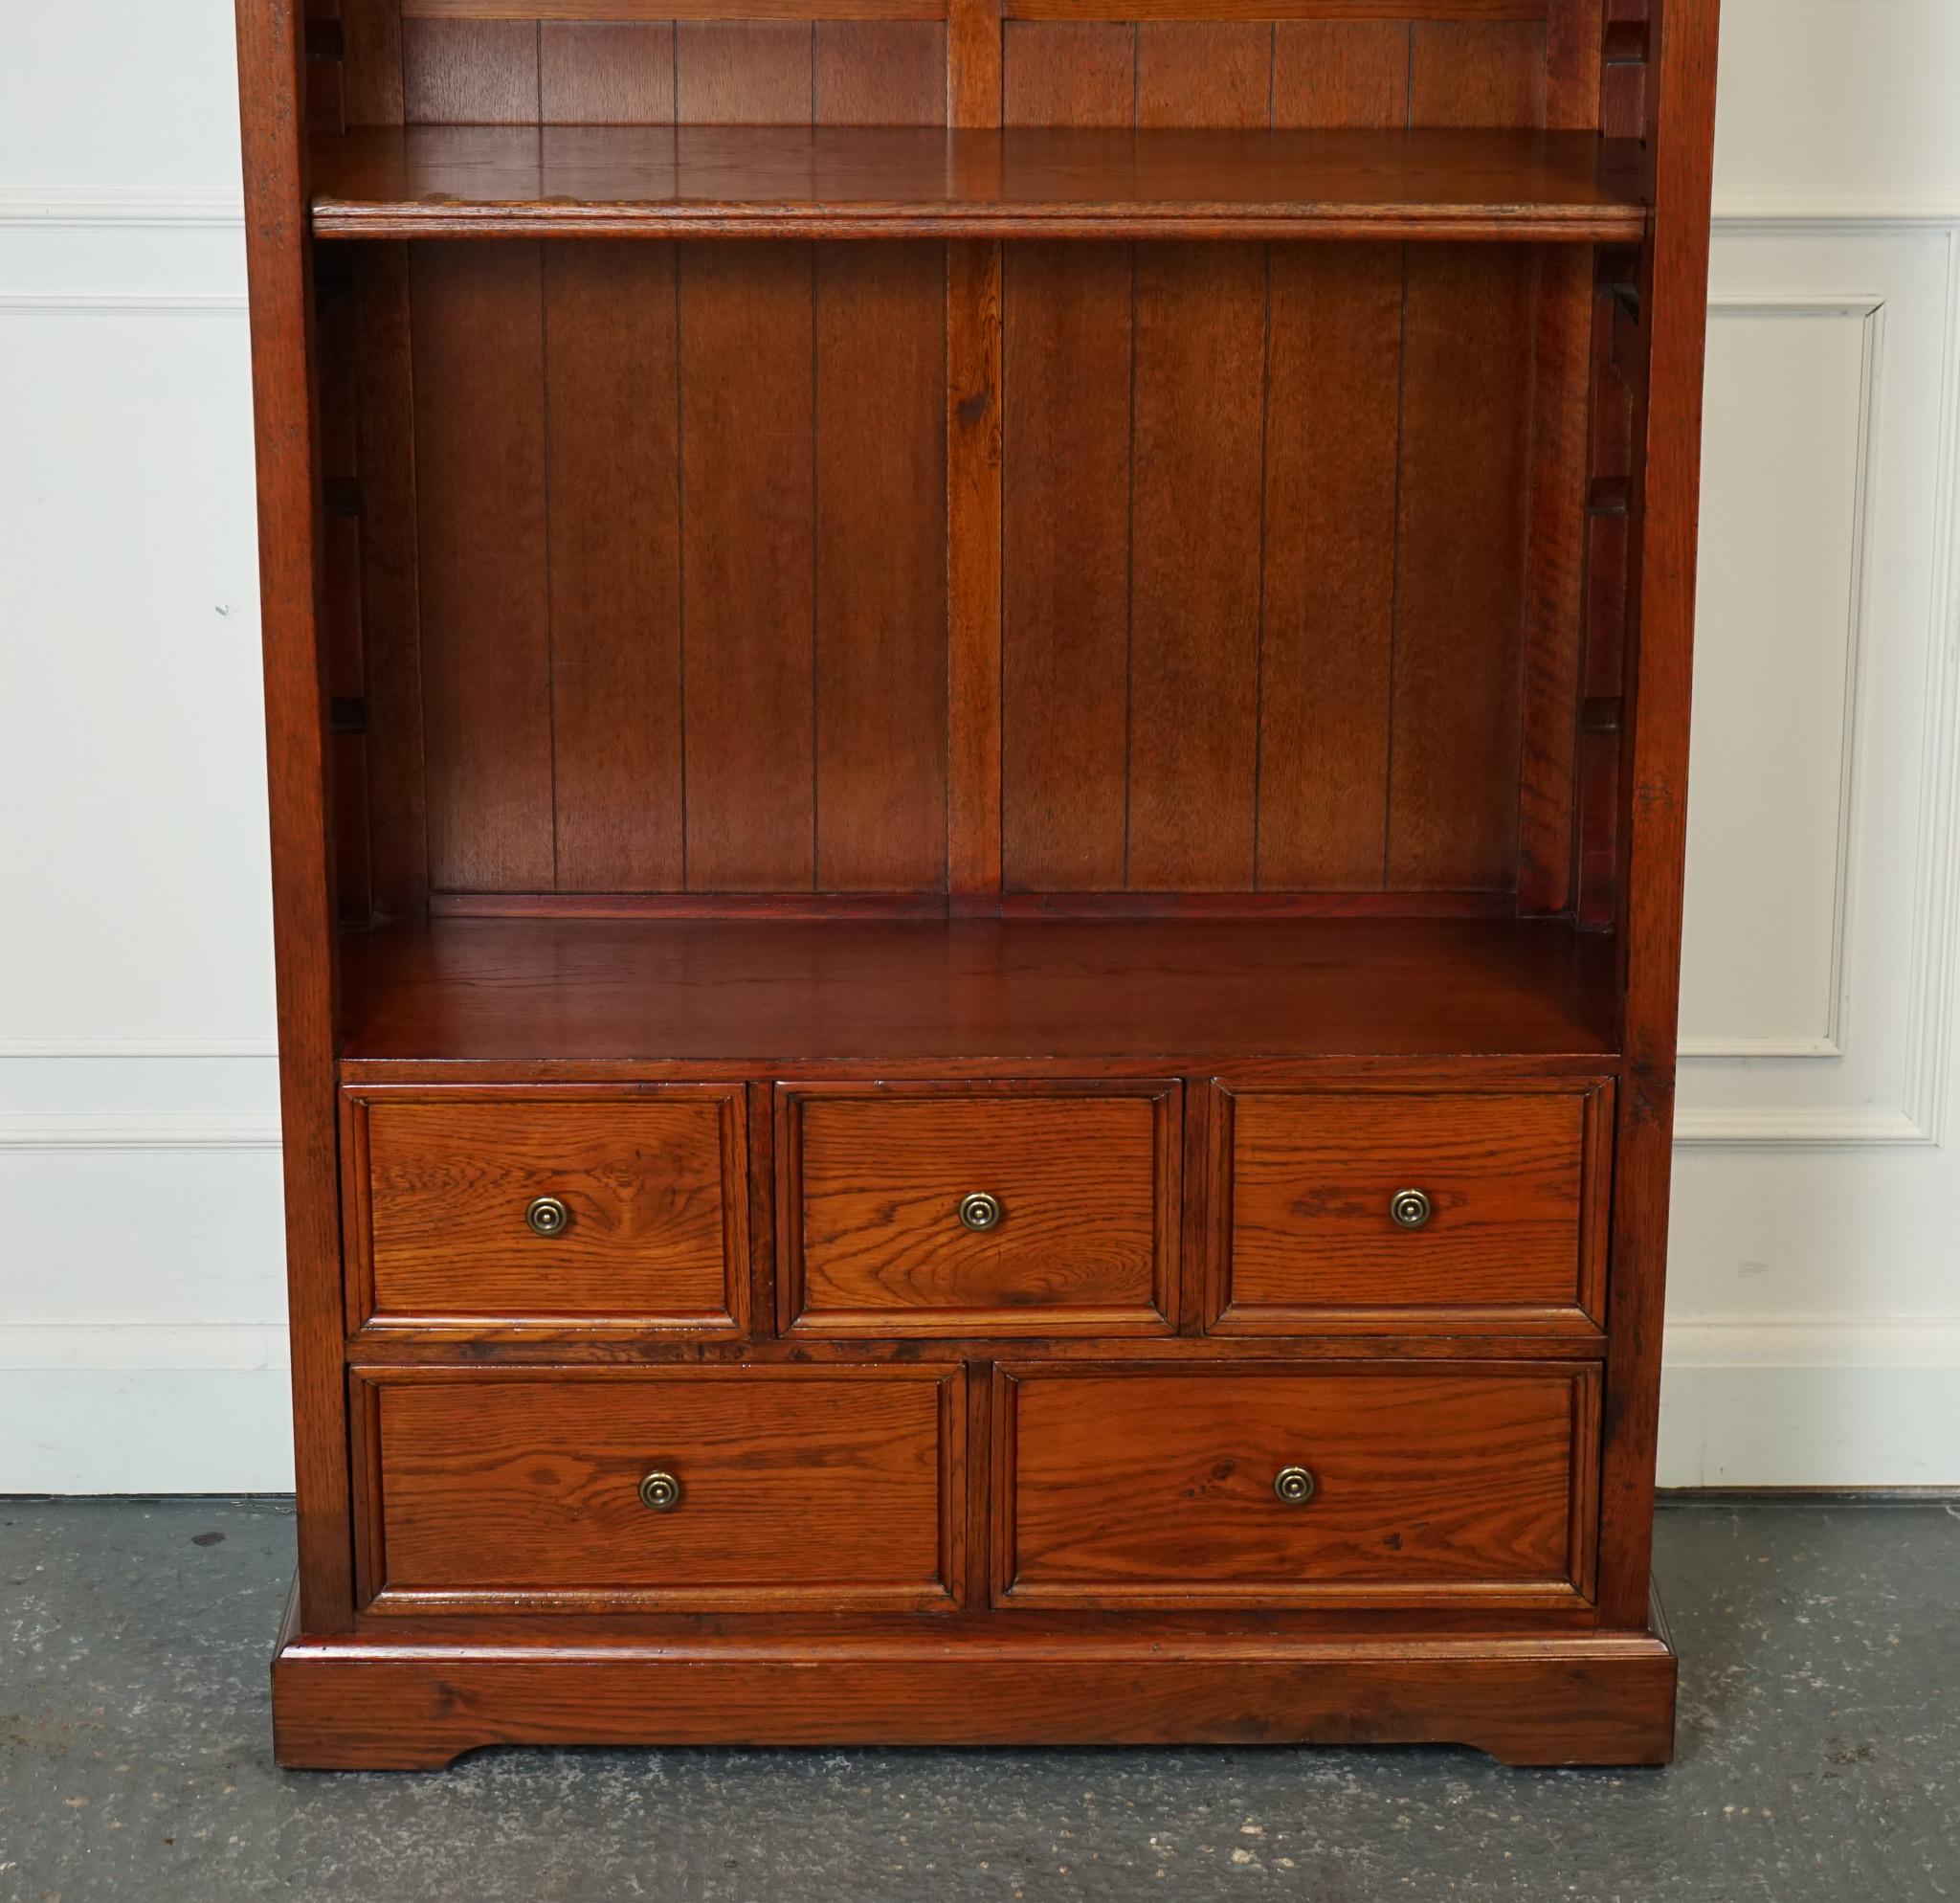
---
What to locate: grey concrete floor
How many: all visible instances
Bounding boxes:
[1,1499,1955,1902]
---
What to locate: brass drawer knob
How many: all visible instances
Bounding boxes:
[637,1469,682,1512]
[525,1195,571,1238]
[957,1191,1004,1232]
[1273,1466,1317,1506]
[1389,1187,1433,1230]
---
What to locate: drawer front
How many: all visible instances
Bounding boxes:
[345,1087,746,1335]
[779,1083,1179,1335]
[1213,1084,1610,1332]
[353,1366,963,1613]
[994,1362,1596,1608]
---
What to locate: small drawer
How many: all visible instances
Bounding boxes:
[351,1364,964,1613]
[1210,1083,1611,1333]
[993,1361,1596,1608]
[344,1086,747,1335]
[777,1082,1179,1335]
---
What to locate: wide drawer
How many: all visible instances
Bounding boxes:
[778,1082,1179,1334]
[344,1086,746,1334]
[993,1362,1597,1608]
[351,1365,964,1613]
[1211,1083,1611,1332]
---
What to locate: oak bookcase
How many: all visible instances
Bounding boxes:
[235,0,1719,1767]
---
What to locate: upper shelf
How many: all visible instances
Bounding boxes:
[309,125,1649,243]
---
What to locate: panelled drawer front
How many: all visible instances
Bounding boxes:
[346,1086,746,1334]
[353,1366,964,1613]
[994,1363,1596,1609]
[779,1083,1179,1335]
[1214,1084,1611,1332]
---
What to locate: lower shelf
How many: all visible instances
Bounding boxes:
[271,1584,1677,1770]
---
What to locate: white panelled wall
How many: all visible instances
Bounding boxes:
[2,2,1957,1490]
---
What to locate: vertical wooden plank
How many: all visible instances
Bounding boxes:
[1136,22,1271,126]
[812,29,949,890]
[1408,20,1548,128]
[679,243,817,891]
[1598,0,1721,1629]
[1516,245,1592,912]
[946,0,1002,897]
[947,238,1002,899]
[1272,21,1409,126]
[814,243,948,891]
[540,22,676,123]
[355,246,426,919]
[1388,244,1533,890]
[675,23,813,124]
[1258,246,1400,889]
[999,26,1131,891]
[672,31,817,891]
[1387,29,1543,892]
[1124,26,1268,890]
[947,0,1001,128]
[1546,0,1605,130]
[815,22,947,124]
[545,243,684,892]
[402,19,539,124]
[340,0,404,125]
[1258,25,1409,891]
[234,0,354,1631]
[1125,242,1265,889]
[1001,22,1133,128]
[1521,0,1602,912]
[411,242,555,891]
[1000,240,1132,891]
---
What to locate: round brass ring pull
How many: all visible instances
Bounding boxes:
[1274,1466,1317,1506]
[525,1194,571,1238]
[637,1469,682,1512]
[1388,1187,1433,1230]
[957,1191,1004,1232]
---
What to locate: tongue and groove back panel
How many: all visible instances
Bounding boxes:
[309,0,1621,917]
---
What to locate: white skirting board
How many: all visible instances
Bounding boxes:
[2,1320,1956,1495]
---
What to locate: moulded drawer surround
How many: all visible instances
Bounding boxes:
[352,1364,966,1614]
[345,1086,749,1336]
[992,1361,1599,1609]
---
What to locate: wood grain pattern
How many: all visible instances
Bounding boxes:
[677,242,816,889]
[309,126,1649,240]
[340,917,1622,1064]
[1125,240,1264,888]
[1515,242,1592,911]
[1212,1083,1609,1330]
[779,1084,1177,1333]
[237,0,358,1632]
[353,1365,963,1610]
[1597,0,1721,1631]
[540,21,675,122]
[542,242,684,891]
[999,241,1132,889]
[246,0,1718,1773]
[813,243,948,890]
[403,18,538,123]
[274,1613,1679,1767]
[353,246,428,918]
[995,1361,1595,1605]
[410,241,555,892]
[816,21,949,122]
[1257,244,1400,887]
[346,1087,744,1332]
[1389,244,1534,888]
[407,0,946,17]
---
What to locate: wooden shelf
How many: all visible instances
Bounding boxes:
[309,125,1648,242]
[338,916,1619,1070]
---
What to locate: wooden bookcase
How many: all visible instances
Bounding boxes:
[236,0,1719,1768]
